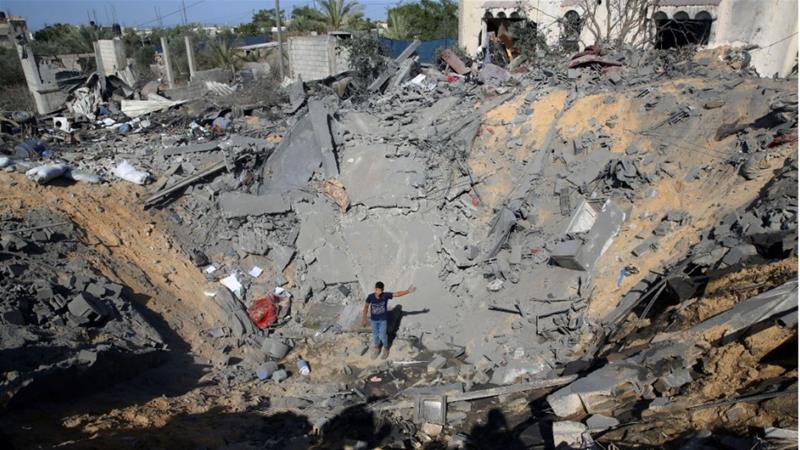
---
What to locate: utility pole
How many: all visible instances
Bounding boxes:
[182,0,188,25]
[274,0,285,80]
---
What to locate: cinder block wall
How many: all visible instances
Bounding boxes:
[96,39,126,75]
[288,35,334,81]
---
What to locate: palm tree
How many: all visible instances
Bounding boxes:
[314,0,362,31]
[384,10,412,40]
[208,39,241,78]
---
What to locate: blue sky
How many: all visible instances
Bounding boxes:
[3,0,397,30]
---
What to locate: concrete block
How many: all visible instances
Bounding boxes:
[721,244,759,267]
[67,293,105,322]
[552,421,587,447]
[272,368,288,382]
[632,236,658,257]
[256,361,279,380]
[552,200,625,271]
[550,240,583,271]
[85,282,107,298]
[546,391,585,417]
[585,414,619,432]
[427,354,447,372]
[262,337,291,359]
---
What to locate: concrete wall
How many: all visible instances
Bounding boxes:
[11,19,66,114]
[458,0,798,78]
[706,0,798,78]
[288,35,350,81]
[96,39,127,76]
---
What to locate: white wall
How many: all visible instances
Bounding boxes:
[458,0,798,78]
[709,0,798,77]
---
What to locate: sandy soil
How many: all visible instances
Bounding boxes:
[0,173,217,357]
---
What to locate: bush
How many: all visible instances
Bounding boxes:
[339,31,387,99]
[0,84,35,113]
[0,47,25,86]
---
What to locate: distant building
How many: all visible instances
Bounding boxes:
[0,12,28,48]
[458,0,798,77]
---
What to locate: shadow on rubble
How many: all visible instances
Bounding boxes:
[388,304,430,347]
[466,408,530,449]
[28,404,398,450]
[1,288,210,422]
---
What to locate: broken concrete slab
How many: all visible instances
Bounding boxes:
[340,144,424,208]
[482,205,516,260]
[219,192,291,218]
[551,200,626,271]
[546,362,647,417]
[552,421,590,448]
[287,79,306,114]
[585,414,619,432]
[308,99,338,177]
[260,116,322,193]
[210,287,256,339]
[427,354,447,372]
[369,39,421,92]
[675,280,798,342]
[720,244,759,267]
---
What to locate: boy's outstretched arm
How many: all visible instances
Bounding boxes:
[392,285,417,298]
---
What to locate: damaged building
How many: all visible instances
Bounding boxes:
[459,0,798,77]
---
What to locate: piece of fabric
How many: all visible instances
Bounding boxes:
[247,295,280,329]
[370,319,389,348]
[365,292,394,321]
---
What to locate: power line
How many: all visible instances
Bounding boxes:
[136,0,205,28]
[749,31,799,53]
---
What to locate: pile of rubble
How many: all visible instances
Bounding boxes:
[0,209,164,407]
[0,39,797,448]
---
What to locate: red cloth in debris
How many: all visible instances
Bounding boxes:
[248,295,280,329]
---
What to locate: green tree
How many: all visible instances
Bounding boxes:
[384,9,413,40]
[315,0,362,31]
[339,31,386,97]
[287,6,327,33]
[385,0,457,41]
[0,47,25,85]
[208,38,242,77]
[31,23,114,55]
[238,8,286,36]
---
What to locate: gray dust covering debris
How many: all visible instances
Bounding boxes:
[0,19,797,450]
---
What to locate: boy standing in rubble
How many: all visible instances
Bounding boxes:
[362,281,416,359]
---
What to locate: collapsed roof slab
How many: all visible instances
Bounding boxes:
[548,281,799,418]
[260,116,322,194]
[339,212,501,349]
[219,191,291,218]
[340,211,443,290]
[340,144,425,208]
[294,200,357,286]
[338,111,399,138]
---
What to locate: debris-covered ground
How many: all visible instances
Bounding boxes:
[0,42,797,449]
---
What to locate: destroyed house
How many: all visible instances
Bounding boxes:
[458,0,798,77]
